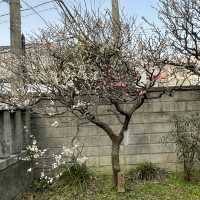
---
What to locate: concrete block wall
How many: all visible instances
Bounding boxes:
[32,87,200,173]
[0,157,32,200]
[0,109,32,199]
[0,109,31,158]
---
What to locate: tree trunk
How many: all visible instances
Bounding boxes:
[112,141,120,187]
[184,160,191,181]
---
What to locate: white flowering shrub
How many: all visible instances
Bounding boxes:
[23,135,47,162]
[22,133,92,191]
[32,172,54,192]
[20,134,52,191]
[30,142,93,192]
[23,135,59,191]
[42,143,94,191]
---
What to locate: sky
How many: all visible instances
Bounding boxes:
[0,0,159,46]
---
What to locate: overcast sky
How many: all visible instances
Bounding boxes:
[0,0,159,46]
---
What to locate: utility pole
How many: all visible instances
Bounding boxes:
[10,0,22,55]
[112,0,120,46]
[9,0,27,93]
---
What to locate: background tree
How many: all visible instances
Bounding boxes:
[158,0,200,79]
[0,1,169,187]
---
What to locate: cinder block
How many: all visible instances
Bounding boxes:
[132,112,171,124]
[88,105,97,115]
[79,136,100,146]
[128,123,172,135]
[158,162,178,171]
[150,153,177,163]
[32,116,74,128]
[82,147,99,156]
[98,136,112,146]
[60,116,76,127]
[33,127,74,139]
[127,135,149,145]
[98,115,120,125]
[99,156,111,166]
[125,143,175,155]
[99,155,125,167]
[87,157,99,167]
[172,90,200,101]
[126,154,151,165]
[97,166,113,174]
[186,101,200,111]
[139,102,162,113]
[173,102,187,112]
[125,153,177,166]
[78,126,98,137]
[99,146,111,156]
[150,143,176,154]
[149,134,166,144]
[126,144,151,155]
[39,137,73,148]
[97,105,112,115]
[97,126,122,136]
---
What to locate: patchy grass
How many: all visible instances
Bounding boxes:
[24,173,200,200]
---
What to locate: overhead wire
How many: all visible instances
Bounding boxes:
[0,7,57,25]
[0,1,166,38]
[21,0,51,27]
[0,0,55,18]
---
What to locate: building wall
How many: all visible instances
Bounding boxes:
[0,157,32,200]
[0,109,32,200]
[32,87,200,173]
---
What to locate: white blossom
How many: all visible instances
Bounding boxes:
[27,168,32,173]
[41,171,45,178]
[50,100,55,105]
[24,126,29,133]
[72,100,86,109]
[33,153,40,159]
[52,163,58,169]
[62,146,73,156]
[66,80,74,87]
[24,99,30,106]
[48,177,53,184]
[32,139,37,145]
[77,156,88,164]
[51,120,59,127]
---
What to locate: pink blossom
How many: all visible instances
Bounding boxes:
[123,92,129,97]
[138,90,146,96]
[113,81,127,88]
[151,73,165,81]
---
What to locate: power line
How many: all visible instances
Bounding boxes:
[21,0,51,27]
[0,0,55,18]
[23,7,56,19]
[22,0,55,11]
[0,7,56,25]
[0,1,166,34]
